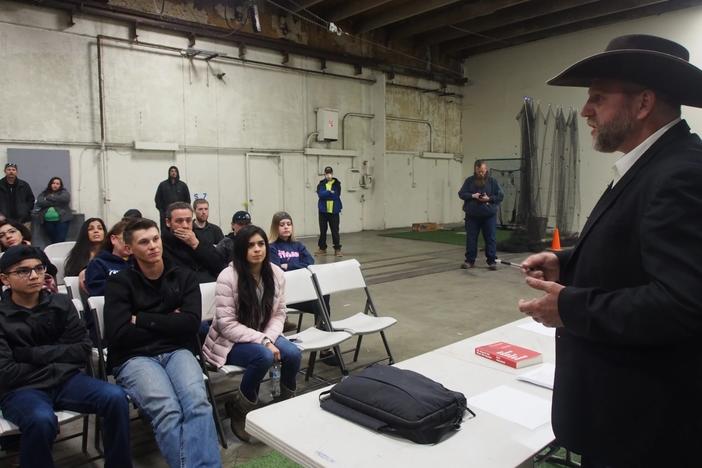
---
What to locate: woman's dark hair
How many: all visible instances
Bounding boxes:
[44,176,64,193]
[64,217,106,276]
[232,225,275,330]
[0,220,32,252]
[100,219,130,253]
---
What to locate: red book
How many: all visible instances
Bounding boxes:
[475,342,543,369]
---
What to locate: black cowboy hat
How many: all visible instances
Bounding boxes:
[548,34,702,108]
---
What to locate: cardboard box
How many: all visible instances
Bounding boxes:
[411,222,439,232]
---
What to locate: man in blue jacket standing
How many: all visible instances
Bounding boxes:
[458,160,504,270]
[316,166,343,257]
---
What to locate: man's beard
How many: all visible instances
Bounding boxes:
[592,108,635,153]
[474,174,486,188]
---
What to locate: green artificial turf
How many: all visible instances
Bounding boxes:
[380,228,512,247]
[235,451,301,468]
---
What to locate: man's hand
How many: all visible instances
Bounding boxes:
[265,342,281,361]
[518,277,565,327]
[521,252,560,282]
[471,192,481,200]
[173,228,199,249]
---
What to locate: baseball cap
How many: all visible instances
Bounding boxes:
[232,211,251,223]
[4,163,17,170]
[0,245,57,276]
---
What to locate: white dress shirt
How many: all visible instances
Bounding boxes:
[611,117,681,187]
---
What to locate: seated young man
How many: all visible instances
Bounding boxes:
[162,202,227,283]
[0,245,131,468]
[104,218,220,468]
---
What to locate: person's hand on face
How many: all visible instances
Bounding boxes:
[174,228,199,249]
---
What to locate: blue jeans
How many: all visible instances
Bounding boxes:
[43,221,70,244]
[465,215,497,264]
[114,349,220,468]
[0,371,131,468]
[226,336,302,402]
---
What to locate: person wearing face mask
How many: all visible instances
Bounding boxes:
[315,166,343,257]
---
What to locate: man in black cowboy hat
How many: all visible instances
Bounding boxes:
[519,35,702,467]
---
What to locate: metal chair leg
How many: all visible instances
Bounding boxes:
[379,331,394,365]
[353,335,363,362]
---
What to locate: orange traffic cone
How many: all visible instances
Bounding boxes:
[550,227,562,251]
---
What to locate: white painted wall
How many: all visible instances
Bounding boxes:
[0,1,464,234]
[462,6,702,231]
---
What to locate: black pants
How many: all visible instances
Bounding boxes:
[318,212,341,250]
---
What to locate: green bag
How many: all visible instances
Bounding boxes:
[44,206,60,222]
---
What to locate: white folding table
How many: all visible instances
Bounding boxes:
[246,318,556,467]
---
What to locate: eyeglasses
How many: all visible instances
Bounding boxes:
[6,264,47,279]
[0,228,19,239]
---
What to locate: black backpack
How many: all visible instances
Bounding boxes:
[319,364,474,444]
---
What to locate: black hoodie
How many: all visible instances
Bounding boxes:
[154,165,191,214]
[104,259,201,373]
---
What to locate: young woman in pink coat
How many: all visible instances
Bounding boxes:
[202,224,301,442]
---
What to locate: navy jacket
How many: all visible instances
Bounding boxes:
[316,178,343,214]
[458,175,503,217]
[269,239,314,271]
[85,250,129,297]
[0,291,90,398]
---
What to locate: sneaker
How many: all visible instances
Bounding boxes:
[461,262,474,269]
[488,263,497,271]
[314,249,327,256]
[334,249,343,257]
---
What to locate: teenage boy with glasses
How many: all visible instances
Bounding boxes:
[0,245,132,467]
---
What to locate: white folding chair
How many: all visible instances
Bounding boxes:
[87,296,107,380]
[44,241,76,258]
[308,259,397,366]
[50,256,66,286]
[64,276,81,300]
[284,268,352,380]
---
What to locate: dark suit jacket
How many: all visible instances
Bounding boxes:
[554,120,702,466]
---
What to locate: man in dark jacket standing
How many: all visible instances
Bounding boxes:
[104,218,220,468]
[0,163,35,226]
[519,35,702,467]
[315,166,343,257]
[162,202,226,283]
[154,166,190,232]
[458,160,504,270]
[0,245,131,467]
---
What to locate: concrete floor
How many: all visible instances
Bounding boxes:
[4,229,540,467]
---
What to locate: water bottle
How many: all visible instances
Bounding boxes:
[270,361,281,398]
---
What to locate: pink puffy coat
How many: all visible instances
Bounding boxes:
[202,263,286,368]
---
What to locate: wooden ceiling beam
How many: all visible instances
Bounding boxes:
[329,0,393,22]
[443,0,667,54]
[419,0,599,45]
[459,0,699,58]
[390,0,528,39]
[292,0,326,12]
[356,0,463,33]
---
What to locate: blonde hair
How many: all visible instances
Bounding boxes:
[269,211,294,242]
